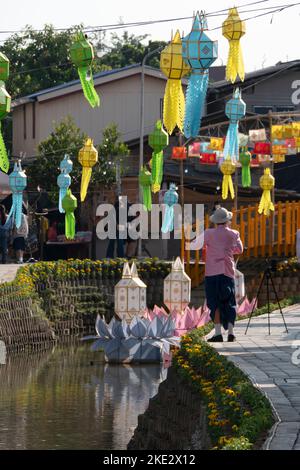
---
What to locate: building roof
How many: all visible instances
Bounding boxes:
[211,60,300,91]
[12,64,168,108]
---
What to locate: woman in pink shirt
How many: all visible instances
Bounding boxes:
[204,207,243,342]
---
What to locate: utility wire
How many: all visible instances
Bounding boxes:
[0,0,290,35]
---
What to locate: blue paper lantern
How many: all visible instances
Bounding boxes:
[162,183,179,234]
[223,88,246,162]
[7,161,27,229]
[57,154,73,213]
[182,12,218,138]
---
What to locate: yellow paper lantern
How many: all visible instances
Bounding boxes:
[282,124,293,139]
[273,154,286,163]
[222,7,245,83]
[220,158,236,200]
[258,168,275,217]
[209,137,224,151]
[292,122,300,137]
[271,125,283,140]
[78,138,98,202]
[160,30,190,135]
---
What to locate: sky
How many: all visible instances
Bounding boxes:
[0,0,300,72]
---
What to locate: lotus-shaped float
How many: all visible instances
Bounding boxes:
[83,315,180,363]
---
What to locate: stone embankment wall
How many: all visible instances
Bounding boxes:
[0,287,54,352]
[128,368,211,450]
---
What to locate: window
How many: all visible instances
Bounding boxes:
[253,105,274,114]
[276,105,295,112]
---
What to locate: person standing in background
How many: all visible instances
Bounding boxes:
[12,212,29,264]
[0,205,9,264]
[204,206,243,342]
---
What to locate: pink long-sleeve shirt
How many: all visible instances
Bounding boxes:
[204,225,243,279]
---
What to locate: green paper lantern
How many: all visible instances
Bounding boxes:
[0,81,11,173]
[239,148,251,188]
[148,120,169,193]
[70,32,100,108]
[0,52,9,81]
[139,166,152,211]
[62,189,77,240]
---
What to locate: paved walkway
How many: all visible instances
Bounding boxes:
[0,264,20,284]
[210,305,300,450]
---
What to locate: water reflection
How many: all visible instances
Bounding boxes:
[0,343,165,450]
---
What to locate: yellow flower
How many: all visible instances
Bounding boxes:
[232,424,238,432]
[243,411,251,417]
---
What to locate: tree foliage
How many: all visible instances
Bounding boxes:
[27,117,129,202]
[1,25,108,99]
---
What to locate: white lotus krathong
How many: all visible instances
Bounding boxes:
[83,315,181,363]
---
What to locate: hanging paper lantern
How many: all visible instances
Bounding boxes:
[254,142,271,155]
[222,7,245,83]
[7,161,27,229]
[182,12,218,138]
[273,154,286,163]
[238,133,249,148]
[250,152,260,167]
[0,52,9,81]
[282,124,293,139]
[258,168,275,217]
[0,81,11,174]
[223,88,246,162]
[271,125,283,140]
[292,122,300,137]
[188,142,201,157]
[249,129,267,142]
[78,138,98,202]
[161,183,179,233]
[272,144,286,156]
[209,137,224,151]
[200,153,217,164]
[70,32,100,108]
[163,257,191,313]
[160,30,190,135]
[148,120,169,193]
[171,146,187,160]
[139,166,152,212]
[220,158,236,200]
[239,148,251,188]
[57,155,73,214]
[62,189,77,240]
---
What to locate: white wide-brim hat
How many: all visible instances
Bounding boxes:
[210,207,233,224]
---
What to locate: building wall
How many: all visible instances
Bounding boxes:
[12,74,166,157]
[243,70,300,112]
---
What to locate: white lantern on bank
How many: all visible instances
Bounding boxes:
[164,257,191,313]
[114,262,147,322]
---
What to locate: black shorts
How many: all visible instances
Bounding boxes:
[13,237,26,251]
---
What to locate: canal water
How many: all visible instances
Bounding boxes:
[0,343,166,450]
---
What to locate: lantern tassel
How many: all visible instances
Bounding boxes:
[80,167,92,202]
[65,212,76,240]
[258,189,274,216]
[142,186,152,211]
[151,150,164,193]
[78,66,100,108]
[222,174,235,200]
[0,124,9,173]
[59,188,67,213]
[226,40,245,84]
[224,122,239,162]
[184,71,209,138]
[241,165,251,188]
[163,79,185,135]
[162,205,175,233]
